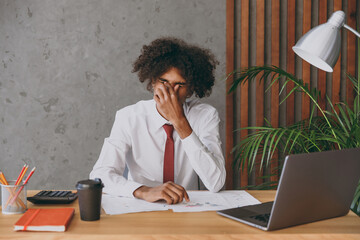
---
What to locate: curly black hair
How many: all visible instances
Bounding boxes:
[132,37,219,98]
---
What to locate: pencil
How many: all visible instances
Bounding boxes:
[0,171,9,185]
[23,167,36,185]
[15,164,27,185]
[17,165,29,185]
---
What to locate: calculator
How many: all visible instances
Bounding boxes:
[27,190,78,204]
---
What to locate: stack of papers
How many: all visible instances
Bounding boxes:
[101,190,260,215]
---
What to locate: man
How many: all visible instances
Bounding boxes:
[90,37,225,205]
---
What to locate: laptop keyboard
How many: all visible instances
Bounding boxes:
[249,213,270,223]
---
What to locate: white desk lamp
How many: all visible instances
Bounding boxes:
[293,11,360,72]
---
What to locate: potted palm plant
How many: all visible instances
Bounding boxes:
[228,65,360,216]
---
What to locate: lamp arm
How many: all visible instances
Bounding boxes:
[343,24,360,38]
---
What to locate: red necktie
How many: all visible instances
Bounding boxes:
[163,124,174,183]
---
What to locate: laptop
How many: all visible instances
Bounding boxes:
[217,148,360,231]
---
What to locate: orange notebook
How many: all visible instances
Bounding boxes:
[14,208,75,232]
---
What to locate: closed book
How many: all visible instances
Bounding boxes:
[14,208,75,232]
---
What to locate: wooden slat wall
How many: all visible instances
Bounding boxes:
[226,0,359,189]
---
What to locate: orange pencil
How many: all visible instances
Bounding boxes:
[0,172,9,185]
[16,165,28,185]
[15,164,27,185]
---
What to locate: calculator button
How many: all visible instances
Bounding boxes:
[43,191,52,196]
[49,191,59,197]
[54,191,63,197]
[59,191,68,197]
[36,191,47,196]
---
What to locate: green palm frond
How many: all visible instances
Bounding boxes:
[228,65,341,149]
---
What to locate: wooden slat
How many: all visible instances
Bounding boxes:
[255,0,265,186]
[302,0,311,120]
[325,1,334,111]
[339,0,348,103]
[234,0,242,190]
[225,0,234,190]
[279,0,287,128]
[332,0,342,109]
[310,0,319,117]
[347,0,356,110]
[240,0,249,188]
[286,0,296,125]
[294,0,303,122]
[270,0,280,183]
[318,0,327,116]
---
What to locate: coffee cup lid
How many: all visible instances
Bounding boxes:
[76,178,104,190]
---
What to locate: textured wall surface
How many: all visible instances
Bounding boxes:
[0,0,226,190]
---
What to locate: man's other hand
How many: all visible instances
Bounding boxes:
[133,182,190,205]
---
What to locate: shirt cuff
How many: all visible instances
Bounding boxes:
[127,181,144,198]
[181,131,203,152]
[105,180,143,199]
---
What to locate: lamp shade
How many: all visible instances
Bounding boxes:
[292,11,345,72]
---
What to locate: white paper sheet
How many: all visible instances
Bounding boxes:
[101,194,168,215]
[102,190,261,215]
[169,190,261,212]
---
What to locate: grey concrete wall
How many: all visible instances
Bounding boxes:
[0,0,226,190]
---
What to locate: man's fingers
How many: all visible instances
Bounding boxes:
[174,85,180,94]
[164,188,182,204]
[163,83,180,103]
[158,83,170,97]
[165,182,189,203]
[184,191,190,202]
[161,191,174,204]
[175,183,190,202]
[153,93,160,102]
[162,182,182,204]
[165,83,176,96]
[154,87,165,101]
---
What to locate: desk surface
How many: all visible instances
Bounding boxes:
[1,190,360,240]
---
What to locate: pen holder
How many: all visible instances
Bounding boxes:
[1,180,27,214]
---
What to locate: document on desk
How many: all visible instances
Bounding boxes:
[102,190,260,215]
[169,190,260,212]
[101,194,168,215]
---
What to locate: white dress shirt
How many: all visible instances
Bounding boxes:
[90,99,226,198]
